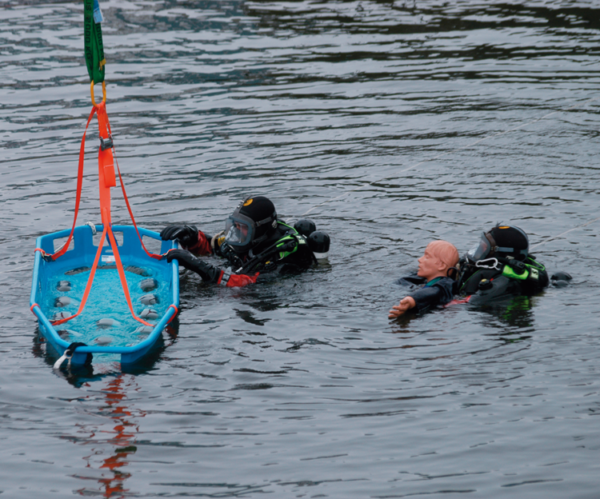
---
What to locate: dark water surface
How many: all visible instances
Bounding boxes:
[2,0,600,497]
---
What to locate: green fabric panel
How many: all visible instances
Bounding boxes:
[502,265,528,281]
[84,0,105,83]
[276,235,299,260]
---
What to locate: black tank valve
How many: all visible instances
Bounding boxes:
[509,259,526,274]
[478,279,493,291]
[294,219,316,237]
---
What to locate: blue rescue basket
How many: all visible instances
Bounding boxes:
[30,224,179,366]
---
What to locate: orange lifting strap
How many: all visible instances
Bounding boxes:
[45,102,166,328]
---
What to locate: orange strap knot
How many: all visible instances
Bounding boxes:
[166,305,179,324]
[34,248,51,261]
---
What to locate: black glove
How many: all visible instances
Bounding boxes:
[219,242,244,269]
[160,225,199,248]
[165,249,222,283]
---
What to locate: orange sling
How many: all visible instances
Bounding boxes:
[44,102,161,328]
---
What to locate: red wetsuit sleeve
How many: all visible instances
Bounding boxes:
[187,231,212,256]
[217,271,259,288]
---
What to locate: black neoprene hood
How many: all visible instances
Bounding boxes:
[238,196,277,239]
[489,225,529,259]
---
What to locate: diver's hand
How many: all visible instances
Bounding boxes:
[160,225,199,249]
[219,242,244,268]
[165,249,221,283]
[388,296,416,319]
[166,249,196,269]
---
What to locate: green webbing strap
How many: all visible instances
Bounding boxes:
[84,0,105,84]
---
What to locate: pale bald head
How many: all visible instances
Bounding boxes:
[426,240,459,269]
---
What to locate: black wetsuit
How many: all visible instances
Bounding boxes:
[396,275,456,313]
[179,221,316,287]
[225,221,317,281]
[456,255,549,305]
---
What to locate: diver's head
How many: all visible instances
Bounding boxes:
[224,196,278,254]
[467,224,529,262]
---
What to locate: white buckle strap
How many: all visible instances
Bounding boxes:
[53,350,73,370]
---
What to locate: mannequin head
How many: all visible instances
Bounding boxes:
[417,240,459,281]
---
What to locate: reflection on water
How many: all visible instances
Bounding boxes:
[72,375,141,498]
[479,294,535,328]
[2,0,600,497]
[32,325,178,497]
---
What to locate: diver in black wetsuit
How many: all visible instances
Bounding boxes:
[160,196,330,287]
[455,224,549,305]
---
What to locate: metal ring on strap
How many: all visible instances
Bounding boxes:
[90,80,106,106]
